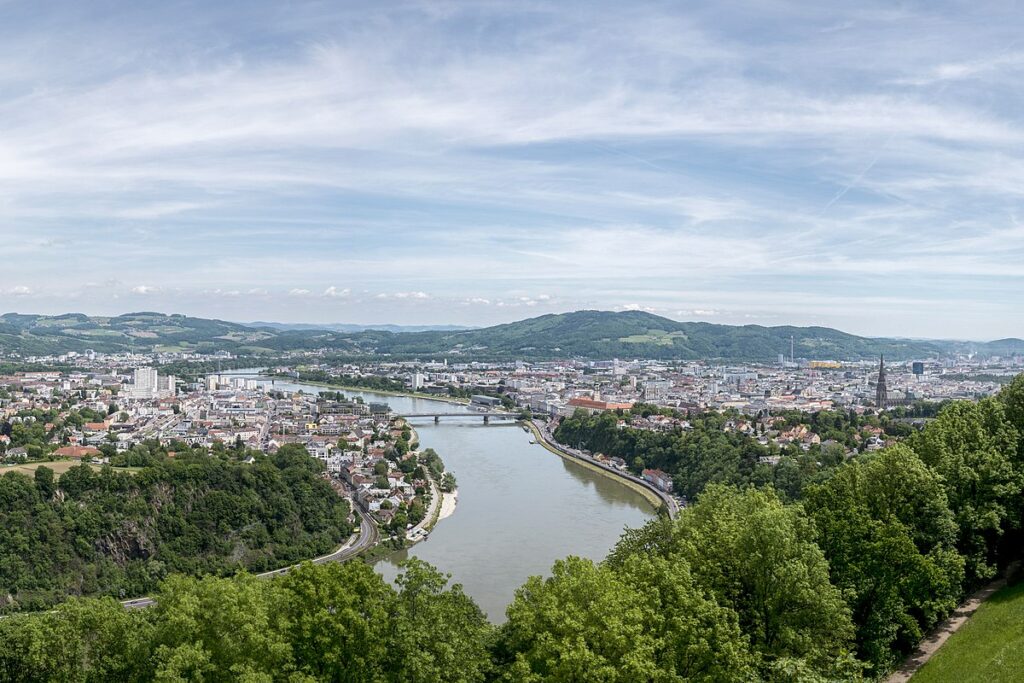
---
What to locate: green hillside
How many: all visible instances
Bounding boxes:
[912,579,1024,682]
[344,310,945,360]
[0,312,357,356]
[0,309,1009,360]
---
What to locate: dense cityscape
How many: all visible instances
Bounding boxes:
[1,343,1018,539]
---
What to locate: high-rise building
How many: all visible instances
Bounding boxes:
[875,355,888,409]
[133,367,157,397]
[157,374,177,397]
[126,367,176,400]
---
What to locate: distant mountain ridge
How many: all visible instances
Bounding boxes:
[245,321,475,333]
[0,310,1019,361]
[340,310,952,361]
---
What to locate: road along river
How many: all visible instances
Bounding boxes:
[245,374,656,623]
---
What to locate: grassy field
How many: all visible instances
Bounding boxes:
[618,330,688,345]
[2,460,101,476]
[1,461,143,477]
[912,579,1024,683]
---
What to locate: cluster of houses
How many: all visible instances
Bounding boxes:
[0,368,434,532]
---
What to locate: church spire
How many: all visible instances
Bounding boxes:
[875,354,888,409]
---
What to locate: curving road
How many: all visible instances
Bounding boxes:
[122,506,378,610]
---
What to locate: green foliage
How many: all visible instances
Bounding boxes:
[0,560,491,682]
[556,409,774,499]
[2,373,1024,680]
[496,555,754,682]
[908,399,1021,584]
[680,486,857,678]
[419,448,445,479]
[286,369,407,393]
[803,446,964,674]
[0,445,352,611]
[0,310,981,359]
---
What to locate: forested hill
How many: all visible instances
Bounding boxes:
[0,443,352,612]
[0,311,362,356]
[343,310,963,360]
[2,309,1020,360]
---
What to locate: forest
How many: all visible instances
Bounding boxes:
[553,402,946,500]
[0,442,353,612]
[0,376,1022,680]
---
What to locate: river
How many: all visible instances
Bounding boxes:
[223,372,655,622]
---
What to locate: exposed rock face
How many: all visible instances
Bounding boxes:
[96,520,157,564]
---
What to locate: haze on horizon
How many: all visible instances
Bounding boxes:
[2,1,1022,339]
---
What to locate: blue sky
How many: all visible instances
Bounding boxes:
[2,0,1023,339]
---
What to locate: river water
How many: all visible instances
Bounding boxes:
[227,372,655,622]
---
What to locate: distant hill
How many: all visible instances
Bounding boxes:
[244,321,475,333]
[0,312,357,356]
[341,310,948,361]
[0,309,1016,361]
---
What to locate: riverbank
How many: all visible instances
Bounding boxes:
[262,374,470,405]
[438,491,457,521]
[524,420,665,513]
[399,423,458,545]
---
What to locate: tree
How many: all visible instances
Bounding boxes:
[151,573,294,680]
[0,597,153,681]
[279,562,394,682]
[609,485,859,679]
[803,446,964,674]
[388,559,492,683]
[998,374,1024,456]
[495,555,754,682]
[33,466,55,499]
[908,399,1022,583]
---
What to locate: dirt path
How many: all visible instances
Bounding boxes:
[885,563,1019,682]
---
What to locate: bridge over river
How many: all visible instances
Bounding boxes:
[401,411,519,423]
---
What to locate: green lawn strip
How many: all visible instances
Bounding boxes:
[912,579,1024,683]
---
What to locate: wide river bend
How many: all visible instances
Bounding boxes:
[236,373,655,622]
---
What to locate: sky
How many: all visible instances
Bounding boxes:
[1,0,1023,339]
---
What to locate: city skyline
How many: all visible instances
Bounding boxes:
[3,1,1024,337]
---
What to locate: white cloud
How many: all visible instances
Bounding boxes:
[0,2,1022,337]
[9,285,33,296]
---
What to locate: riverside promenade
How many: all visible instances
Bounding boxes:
[528,419,679,518]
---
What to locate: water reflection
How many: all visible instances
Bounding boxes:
[219,371,655,622]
